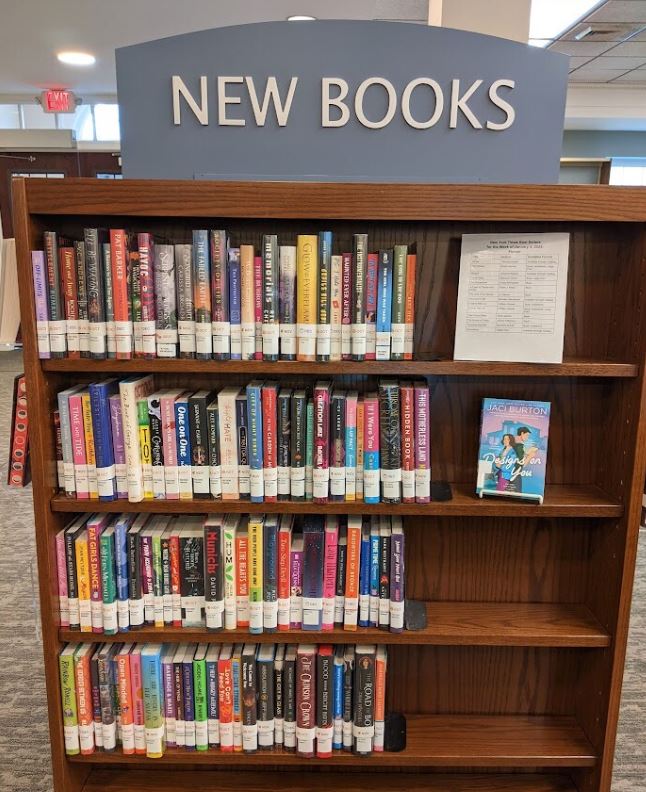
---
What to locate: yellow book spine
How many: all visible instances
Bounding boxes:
[296,235,318,361]
[75,531,92,632]
[81,392,98,499]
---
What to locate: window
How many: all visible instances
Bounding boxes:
[96,173,123,179]
[57,105,95,141]
[20,104,57,130]
[94,104,120,141]
[0,104,20,129]
[0,101,121,142]
[610,158,646,186]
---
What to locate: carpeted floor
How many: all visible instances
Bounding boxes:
[0,349,642,791]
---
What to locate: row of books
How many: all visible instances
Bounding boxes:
[57,513,405,635]
[60,641,387,759]
[33,230,417,362]
[55,377,431,504]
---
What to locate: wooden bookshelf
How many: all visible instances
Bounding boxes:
[13,178,646,792]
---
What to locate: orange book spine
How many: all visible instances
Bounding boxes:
[116,649,135,754]
[235,534,249,628]
[373,647,387,752]
[218,655,234,751]
[343,516,362,630]
[74,650,94,754]
[169,532,181,627]
[404,253,416,360]
[110,229,132,359]
[277,524,291,630]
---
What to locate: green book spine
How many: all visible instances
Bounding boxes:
[137,399,153,500]
[100,532,118,635]
[305,398,314,501]
[193,655,208,750]
[59,649,80,755]
[391,245,407,360]
[152,531,163,627]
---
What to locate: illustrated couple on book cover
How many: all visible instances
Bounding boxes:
[477,398,550,502]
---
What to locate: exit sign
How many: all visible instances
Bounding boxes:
[41,90,77,113]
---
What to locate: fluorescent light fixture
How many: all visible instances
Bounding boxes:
[57,51,96,66]
[529,0,605,46]
[287,15,316,21]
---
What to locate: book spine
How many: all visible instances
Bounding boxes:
[322,523,338,630]
[103,243,116,358]
[175,397,193,500]
[235,532,249,628]
[161,534,172,624]
[330,254,343,362]
[148,395,165,499]
[296,647,316,757]
[55,531,70,627]
[193,229,213,359]
[369,522,380,628]
[190,393,210,499]
[277,390,291,500]
[228,248,242,359]
[257,654,275,749]
[333,651,344,749]
[127,529,143,628]
[204,522,224,630]
[110,230,133,359]
[131,651,145,753]
[142,651,166,758]
[305,399,314,500]
[342,651,354,750]
[365,252,379,360]
[135,234,155,358]
[90,653,103,749]
[296,235,317,361]
[97,651,116,750]
[263,518,279,632]
[138,399,153,500]
[116,651,135,754]
[374,648,387,751]
[170,532,181,626]
[290,546,303,629]
[391,245,408,360]
[84,229,106,359]
[180,531,204,627]
[262,383,278,502]
[376,249,393,361]
[223,520,237,630]
[262,234,280,361]
[247,383,264,502]
[290,391,306,501]
[161,393,180,500]
[302,524,324,631]
[130,247,143,356]
[316,648,334,758]
[210,229,229,360]
[206,402,222,500]
[378,526,391,629]
[344,517,361,629]
[60,246,80,358]
[81,392,98,499]
[75,651,94,754]
[58,391,76,497]
[356,398,364,501]
[59,650,80,755]
[415,383,431,503]
[114,519,131,631]
[31,251,51,358]
[329,391,345,502]
[284,653,296,751]
[334,538,346,626]
[154,244,178,357]
[69,394,89,499]
[317,231,332,361]
[87,520,105,632]
[277,523,291,631]
[89,383,116,501]
[183,655,196,749]
[279,245,297,360]
[379,382,402,504]
[359,524,371,627]
[54,410,64,492]
[141,534,154,624]
[341,252,352,360]
[313,383,330,503]
[345,393,358,502]
[400,383,416,503]
[249,517,264,634]
[352,233,368,360]
[175,243,195,358]
[43,231,66,357]
[162,654,177,747]
[120,377,152,502]
[240,245,256,360]
[241,651,258,752]
[390,518,405,632]
[206,655,219,747]
[218,389,239,500]
[74,240,90,357]
[108,395,128,499]
[253,255,263,359]
[404,252,416,359]
[173,653,185,747]
[232,650,242,751]
[274,652,284,746]
[194,654,208,750]
[353,647,375,756]
[218,654,234,751]
[152,530,164,627]
[236,395,250,500]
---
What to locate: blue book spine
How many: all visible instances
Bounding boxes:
[302,518,324,631]
[228,248,241,360]
[375,249,393,361]
[175,396,192,497]
[369,528,380,628]
[332,653,344,749]
[141,646,165,758]
[246,382,264,503]
[89,380,117,501]
[359,527,371,627]
[114,515,132,631]
[206,657,219,747]
[263,516,279,632]
[183,655,196,750]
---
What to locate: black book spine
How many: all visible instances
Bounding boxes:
[236,394,250,500]
[241,650,258,753]
[127,529,143,627]
[334,540,347,626]
[257,656,275,749]
[352,233,368,361]
[342,653,354,751]
[329,391,346,502]
[74,240,89,358]
[317,231,332,362]
[284,654,296,752]
[278,390,291,501]
[379,530,391,630]
[378,381,402,504]
[189,392,211,499]
[206,401,221,500]
[290,391,306,502]
[353,647,375,756]
[203,523,223,631]
[262,234,279,362]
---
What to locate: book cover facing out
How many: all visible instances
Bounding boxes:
[476,398,550,504]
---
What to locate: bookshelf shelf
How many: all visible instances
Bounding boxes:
[40,356,638,378]
[50,484,623,518]
[15,179,646,792]
[58,602,610,648]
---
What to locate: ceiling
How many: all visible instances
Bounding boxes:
[0,0,427,97]
[544,0,646,83]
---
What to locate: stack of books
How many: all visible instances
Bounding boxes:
[32,230,416,362]
[60,641,388,758]
[57,513,405,635]
[54,378,431,504]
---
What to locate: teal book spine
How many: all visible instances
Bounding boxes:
[99,530,118,635]
[141,645,165,758]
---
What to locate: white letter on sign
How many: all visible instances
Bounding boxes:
[487,79,516,130]
[172,75,208,125]
[449,79,483,129]
[355,78,397,129]
[245,76,298,126]
[401,78,444,129]
[322,78,350,127]
[218,76,245,126]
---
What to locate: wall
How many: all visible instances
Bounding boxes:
[562,131,646,160]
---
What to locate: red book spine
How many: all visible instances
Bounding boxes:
[262,383,278,501]
[296,646,316,757]
[60,246,80,358]
[169,532,181,627]
[341,253,352,360]
[110,229,132,359]
[277,525,291,630]
[400,383,415,503]
[313,382,331,504]
[8,375,29,488]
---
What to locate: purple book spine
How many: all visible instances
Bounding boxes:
[229,248,242,360]
[141,535,154,624]
[289,549,303,629]
[414,384,431,504]
[163,655,177,746]
[32,251,51,359]
[109,394,128,498]
[389,522,405,633]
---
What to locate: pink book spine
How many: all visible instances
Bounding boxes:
[289,548,303,629]
[130,651,146,754]
[55,530,69,627]
[313,382,331,504]
[69,393,89,499]
[365,253,379,360]
[254,255,263,360]
[345,393,357,502]
[87,516,107,633]
[363,395,380,505]
[341,253,352,360]
[322,520,338,630]
[414,383,431,503]
[161,393,180,500]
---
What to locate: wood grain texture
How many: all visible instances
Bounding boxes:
[82,769,578,792]
[66,715,595,768]
[49,483,622,517]
[57,602,608,648]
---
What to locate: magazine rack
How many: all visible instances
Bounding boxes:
[13,178,646,792]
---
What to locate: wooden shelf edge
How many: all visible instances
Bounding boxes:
[67,715,596,768]
[41,357,638,378]
[49,484,623,518]
[58,602,610,648]
[82,768,578,792]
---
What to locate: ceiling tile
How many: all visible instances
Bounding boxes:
[568,68,632,80]
[588,1,646,23]
[375,0,427,19]
[603,39,646,53]
[594,54,646,66]
[611,68,646,80]
[568,56,596,70]
[550,40,614,55]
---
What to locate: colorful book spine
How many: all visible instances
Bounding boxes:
[232,644,243,751]
[262,234,280,361]
[400,382,416,503]
[334,528,347,626]
[378,520,391,629]
[322,517,338,631]
[148,393,165,499]
[182,645,197,748]
[317,231,332,361]
[302,518,324,631]
[352,233,368,361]
[130,246,143,356]
[277,516,292,631]
[390,517,405,632]
[59,645,80,755]
[87,514,107,632]
[241,644,257,752]
[296,644,316,757]
[316,645,334,757]
[142,645,166,758]
[330,254,343,362]
[391,245,408,360]
[345,391,358,502]
[374,646,387,751]
[248,517,264,634]
[160,390,181,500]
[379,381,402,504]
[329,390,346,503]
[43,231,66,357]
[108,394,128,498]
[193,230,213,360]
[369,519,380,627]
[137,398,153,500]
[277,389,292,501]
[110,229,132,359]
[290,534,303,629]
[344,516,362,630]
[137,233,156,358]
[415,382,431,503]
[74,646,94,754]
[305,399,314,501]
[296,235,317,361]
[116,645,135,754]
[290,390,307,501]
[240,245,256,361]
[253,255,263,360]
[141,530,154,624]
[404,252,416,359]
[313,381,331,503]
[154,243,178,358]
[193,646,209,751]
[89,380,117,501]
[262,382,278,502]
[235,526,250,628]
[263,516,279,632]
[333,646,344,749]
[131,648,146,753]
[217,646,234,751]
[246,381,264,503]
[31,251,51,358]
[204,516,224,631]
[359,521,371,627]
[74,240,90,358]
[210,230,229,360]
[69,393,89,499]
[376,249,393,361]
[207,400,222,500]
[127,521,144,627]
[341,252,352,360]
[175,243,195,358]
[365,252,379,360]
[103,242,116,358]
[223,515,238,630]
[236,393,250,500]
[170,526,182,626]
[114,515,132,631]
[60,245,80,358]
[56,529,70,627]
[228,248,242,360]
[279,244,297,360]
[119,375,154,502]
[218,387,240,501]
[162,647,177,747]
[356,397,365,500]
[81,391,98,499]
[84,229,106,359]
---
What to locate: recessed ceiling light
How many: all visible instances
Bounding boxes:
[529,0,605,47]
[57,51,96,66]
[287,15,316,21]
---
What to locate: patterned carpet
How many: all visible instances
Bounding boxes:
[0,350,642,791]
